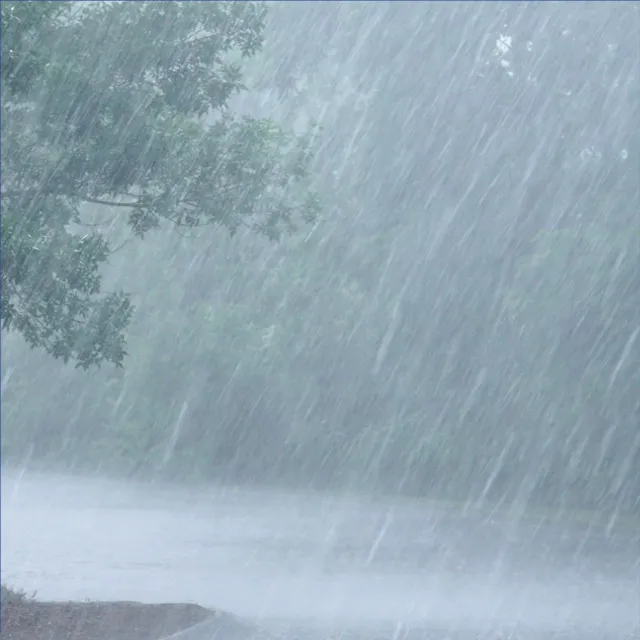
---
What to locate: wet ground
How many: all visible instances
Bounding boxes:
[1,470,638,639]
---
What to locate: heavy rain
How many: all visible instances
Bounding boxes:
[1,2,639,639]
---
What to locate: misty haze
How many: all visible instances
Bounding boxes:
[1,2,639,640]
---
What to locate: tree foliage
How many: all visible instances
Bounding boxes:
[1,1,319,368]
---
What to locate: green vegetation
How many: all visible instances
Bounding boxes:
[1,1,319,368]
[1,2,637,516]
[1,584,30,604]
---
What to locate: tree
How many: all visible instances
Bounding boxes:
[1,1,319,368]
[505,223,640,509]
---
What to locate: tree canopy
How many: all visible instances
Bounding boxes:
[1,1,320,368]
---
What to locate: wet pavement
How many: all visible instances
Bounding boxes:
[1,470,638,639]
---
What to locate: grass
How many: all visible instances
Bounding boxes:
[1,584,32,603]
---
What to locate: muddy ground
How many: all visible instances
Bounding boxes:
[0,590,218,640]
[1,593,637,640]
[0,590,640,640]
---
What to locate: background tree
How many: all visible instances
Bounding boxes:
[1,0,319,368]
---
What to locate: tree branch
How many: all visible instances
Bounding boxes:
[81,196,148,208]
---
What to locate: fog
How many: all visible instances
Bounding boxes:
[3,470,638,638]
[1,2,639,639]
